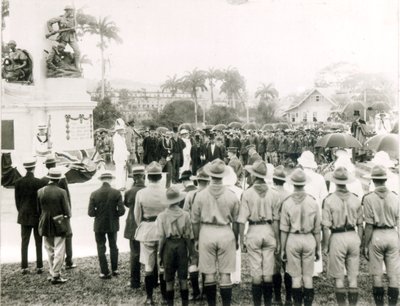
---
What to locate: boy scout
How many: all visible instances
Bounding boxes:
[363,165,399,306]
[322,167,363,306]
[272,165,292,306]
[280,168,321,306]
[157,187,192,306]
[238,160,281,306]
[191,159,240,306]
[134,162,168,305]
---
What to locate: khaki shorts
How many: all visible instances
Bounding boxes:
[369,229,400,277]
[286,233,316,278]
[199,224,236,274]
[246,224,276,278]
[328,231,360,278]
[140,241,158,272]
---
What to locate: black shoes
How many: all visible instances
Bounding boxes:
[51,277,68,285]
[112,270,120,276]
[65,264,77,270]
[99,273,112,279]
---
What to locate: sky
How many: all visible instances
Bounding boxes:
[4,0,399,97]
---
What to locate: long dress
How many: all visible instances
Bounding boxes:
[180,137,192,172]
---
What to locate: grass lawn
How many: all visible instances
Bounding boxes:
[0,252,388,305]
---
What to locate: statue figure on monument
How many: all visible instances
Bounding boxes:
[1,40,33,83]
[46,5,80,71]
[46,42,81,78]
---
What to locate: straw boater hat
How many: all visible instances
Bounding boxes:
[164,186,187,205]
[98,171,115,180]
[146,161,163,175]
[371,151,395,169]
[245,160,268,179]
[128,165,145,178]
[43,156,60,165]
[47,168,63,180]
[273,165,286,181]
[23,158,36,169]
[297,151,317,169]
[364,165,387,180]
[190,167,210,181]
[287,168,308,186]
[326,166,355,185]
[179,170,192,182]
[180,129,189,135]
[203,159,230,178]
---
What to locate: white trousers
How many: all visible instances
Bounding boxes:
[114,161,126,189]
[44,236,66,277]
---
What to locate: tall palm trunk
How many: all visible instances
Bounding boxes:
[100,34,105,100]
[193,89,198,126]
[210,82,214,104]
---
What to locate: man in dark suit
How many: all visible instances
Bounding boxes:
[171,127,186,184]
[41,156,76,269]
[88,172,125,279]
[124,165,146,288]
[14,158,46,274]
[205,135,226,163]
[37,168,71,285]
[143,127,159,165]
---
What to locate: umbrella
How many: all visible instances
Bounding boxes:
[242,122,258,130]
[275,123,290,130]
[212,124,227,131]
[365,133,399,159]
[178,123,192,131]
[156,126,169,134]
[262,124,274,131]
[228,122,242,129]
[315,133,362,148]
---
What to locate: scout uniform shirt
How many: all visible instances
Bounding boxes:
[156,205,193,239]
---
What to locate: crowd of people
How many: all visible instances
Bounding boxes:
[13,117,399,306]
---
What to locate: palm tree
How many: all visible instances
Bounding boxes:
[219,67,246,109]
[255,83,279,103]
[83,16,123,100]
[180,68,208,125]
[161,74,181,97]
[206,67,222,105]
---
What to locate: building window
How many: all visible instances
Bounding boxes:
[295,112,298,118]
[303,112,307,122]
[315,95,320,102]
[313,112,317,122]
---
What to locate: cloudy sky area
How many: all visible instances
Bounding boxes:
[5,0,399,96]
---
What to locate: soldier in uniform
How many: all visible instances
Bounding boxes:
[266,132,277,165]
[134,162,168,305]
[183,167,210,301]
[2,40,32,82]
[280,168,321,306]
[322,167,363,306]
[157,187,192,306]
[191,159,240,306]
[363,165,399,306]
[47,5,80,69]
[238,160,281,306]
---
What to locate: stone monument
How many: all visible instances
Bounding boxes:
[1,0,96,167]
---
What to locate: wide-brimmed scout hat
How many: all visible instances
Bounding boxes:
[203,159,230,178]
[297,151,317,169]
[272,165,286,181]
[190,166,210,181]
[47,168,63,180]
[23,158,36,169]
[371,151,395,169]
[146,161,162,175]
[364,165,387,180]
[287,168,308,186]
[326,166,355,185]
[245,160,268,179]
[179,170,192,182]
[164,186,186,205]
[98,171,115,180]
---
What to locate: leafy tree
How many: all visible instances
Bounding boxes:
[255,100,279,125]
[91,80,113,101]
[314,62,359,88]
[83,16,123,100]
[93,97,122,129]
[158,100,202,128]
[1,0,9,31]
[161,74,181,97]
[206,105,240,125]
[180,68,208,125]
[255,83,279,102]
[219,67,246,109]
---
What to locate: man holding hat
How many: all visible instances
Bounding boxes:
[134,161,168,305]
[238,160,281,306]
[124,165,146,289]
[14,158,46,274]
[88,172,125,279]
[280,168,321,306]
[113,124,129,191]
[37,168,71,284]
[156,187,192,306]
[362,165,399,306]
[191,159,240,306]
[322,167,363,306]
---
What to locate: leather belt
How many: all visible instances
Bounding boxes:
[331,226,355,234]
[167,236,184,240]
[142,216,157,222]
[373,225,394,230]
[249,220,272,225]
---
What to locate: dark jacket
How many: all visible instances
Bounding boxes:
[190,143,206,174]
[41,176,71,205]
[123,181,146,240]
[37,182,71,237]
[88,182,125,233]
[143,136,159,165]
[205,143,226,163]
[14,171,46,226]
